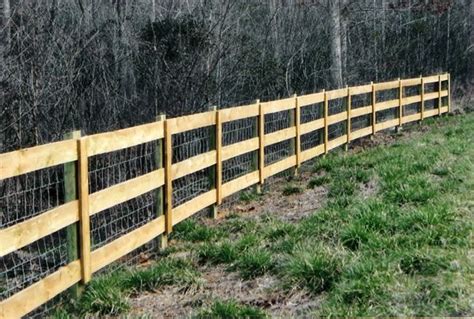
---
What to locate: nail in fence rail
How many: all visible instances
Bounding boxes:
[0,73,451,318]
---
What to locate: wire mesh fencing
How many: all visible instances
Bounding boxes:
[0,167,69,317]
[0,74,450,318]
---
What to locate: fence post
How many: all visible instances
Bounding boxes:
[258,99,265,191]
[447,73,451,113]
[438,74,442,116]
[420,75,425,122]
[63,130,82,299]
[154,115,167,249]
[371,81,376,137]
[251,99,262,194]
[78,137,91,283]
[208,105,220,219]
[345,85,351,152]
[324,89,328,155]
[288,94,298,176]
[164,117,173,234]
[397,78,403,132]
[295,94,301,171]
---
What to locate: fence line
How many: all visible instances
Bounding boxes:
[0,73,451,318]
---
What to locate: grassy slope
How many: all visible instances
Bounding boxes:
[58,113,473,318]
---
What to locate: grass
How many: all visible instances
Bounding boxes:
[66,258,201,316]
[195,300,268,318]
[282,184,303,195]
[62,113,473,317]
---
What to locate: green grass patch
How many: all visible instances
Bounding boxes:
[282,184,303,196]
[173,219,227,242]
[307,175,331,188]
[233,248,274,279]
[124,258,201,292]
[196,300,268,318]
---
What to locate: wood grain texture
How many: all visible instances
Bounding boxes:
[263,155,297,179]
[402,113,422,124]
[221,171,260,198]
[375,119,399,132]
[90,216,165,273]
[172,190,216,225]
[89,169,165,215]
[374,80,399,90]
[375,99,399,112]
[350,126,372,141]
[222,138,259,161]
[171,151,216,181]
[327,135,347,151]
[220,103,259,122]
[0,260,82,319]
[86,121,164,156]
[350,84,373,95]
[298,91,325,107]
[260,97,296,114]
[326,87,348,100]
[1,140,77,180]
[164,120,173,234]
[167,111,215,134]
[0,201,79,257]
[264,127,297,146]
[78,138,91,283]
[350,106,372,118]
[300,118,325,135]
[216,111,223,205]
[300,145,325,163]
[327,112,347,125]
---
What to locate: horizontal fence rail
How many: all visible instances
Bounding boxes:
[0,73,451,318]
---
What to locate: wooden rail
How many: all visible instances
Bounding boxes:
[0,73,451,318]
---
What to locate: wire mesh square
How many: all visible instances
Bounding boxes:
[222,151,256,184]
[222,117,256,146]
[300,129,323,151]
[88,141,158,193]
[172,126,213,163]
[172,167,213,207]
[1,166,65,229]
[300,102,323,124]
[264,110,292,134]
[90,190,157,249]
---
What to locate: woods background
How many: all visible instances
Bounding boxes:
[1,0,473,153]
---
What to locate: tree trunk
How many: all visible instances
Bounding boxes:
[329,0,343,88]
[3,0,10,46]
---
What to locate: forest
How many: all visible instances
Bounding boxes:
[1,0,472,152]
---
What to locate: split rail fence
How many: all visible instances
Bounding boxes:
[0,73,451,318]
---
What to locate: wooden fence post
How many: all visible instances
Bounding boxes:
[447,73,451,113]
[371,81,376,137]
[251,99,262,194]
[345,85,351,151]
[420,75,425,122]
[63,130,82,299]
[78,137,91,283]
[397,78,403,132]
[438,74,442,116]
[154,115,167,249]
[164,117,173,234]
[289,94,298,176]
[324,90,328,155]
[258,99,265,191]
[295,94,301,171]
[208,105,221,219]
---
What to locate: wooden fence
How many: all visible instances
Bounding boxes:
[0,73,450,318]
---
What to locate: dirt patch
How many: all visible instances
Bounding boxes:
[129,265,318,318]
